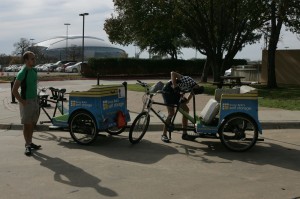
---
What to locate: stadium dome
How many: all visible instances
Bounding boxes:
[35,36,126,60]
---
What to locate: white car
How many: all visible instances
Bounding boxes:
[65,62,82,73]
[39,63,53,72]
[224,68,232,76]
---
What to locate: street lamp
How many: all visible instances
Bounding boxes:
[64,23,71,60]
[30,38,35,46]
[79,13,89,63]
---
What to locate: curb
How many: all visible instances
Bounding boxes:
[1,122,300,131]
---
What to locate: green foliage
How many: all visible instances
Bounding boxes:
[87,58,205,77]
[104,0,186,59]
[82,58,247,77]
[105,0,264,81]
[178,0,265,81]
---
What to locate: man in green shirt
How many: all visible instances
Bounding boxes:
[12,51,41,156]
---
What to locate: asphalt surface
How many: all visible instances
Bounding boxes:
[0,128,299,199]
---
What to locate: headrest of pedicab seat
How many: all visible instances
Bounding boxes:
[192,85,204,95]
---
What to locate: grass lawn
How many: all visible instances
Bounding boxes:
[128,83,300,110]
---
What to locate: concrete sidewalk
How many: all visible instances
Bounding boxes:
[1,79,300,131]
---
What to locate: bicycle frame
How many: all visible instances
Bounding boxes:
[141,89,198,139]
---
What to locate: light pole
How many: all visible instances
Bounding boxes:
[79,13,89,63]
[64,23,71,60]
[29,38,35,53]
[30,38,35,46]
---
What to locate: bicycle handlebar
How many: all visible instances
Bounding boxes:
[136,80,149,88]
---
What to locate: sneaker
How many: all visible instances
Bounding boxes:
[182,134,196,141]
[161,135,170,143]
[30,143,41,150]
[25,146,31,156]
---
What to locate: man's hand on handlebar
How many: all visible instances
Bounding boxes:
[173,86,180,94]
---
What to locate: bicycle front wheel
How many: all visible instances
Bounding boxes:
[129,112,150,144]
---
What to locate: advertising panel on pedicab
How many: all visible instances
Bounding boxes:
[220,94,262,132]
[69,85,130,130]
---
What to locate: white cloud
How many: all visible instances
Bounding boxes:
[0,0,299,60]
[0,0,114,54]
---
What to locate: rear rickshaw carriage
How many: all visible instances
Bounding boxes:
[38,82,130,145]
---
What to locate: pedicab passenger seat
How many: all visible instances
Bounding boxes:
[200,99,220,124]
[239,85,257,94]
[214,87,240,102]
[149,81,164,93]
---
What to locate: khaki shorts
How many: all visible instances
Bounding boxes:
[19,98,39,124]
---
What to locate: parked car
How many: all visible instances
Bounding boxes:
[59,62,77,72]
[65,62,83,73]
[5,65,21,72]
[35,64,45,72]
[38,63,54,72]
[48,60,73,72]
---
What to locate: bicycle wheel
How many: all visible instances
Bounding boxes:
[219,114,258,152]
[105,125,126,135]
[129,112,150,144]
[69,111,98,145]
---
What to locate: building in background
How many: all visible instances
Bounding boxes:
[35,36,127,61]
[261,50,300,85]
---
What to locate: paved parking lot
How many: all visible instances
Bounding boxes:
[0,128,299,199]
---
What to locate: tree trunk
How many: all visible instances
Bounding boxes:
[201,57,211,82]
[211,57,222,82]
[267,0,283,89]
[267,45,277,88]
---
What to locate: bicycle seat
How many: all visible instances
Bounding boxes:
[192,86,204,95]
[59,88,66,94]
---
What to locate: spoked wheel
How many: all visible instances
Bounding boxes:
[69,111,98,145]
[105,125,127,135]
[129,112,150,144]
[219,114,258,152]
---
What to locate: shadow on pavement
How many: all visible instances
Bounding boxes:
[34,131,178,165]
[173,138,300,173]
[33,131,300,173]
[32,151,118,197]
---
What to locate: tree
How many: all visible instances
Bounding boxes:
[13,38,31,56]
[104,0,187,59]
[0,54,13,66]
[105,0,268,82]
[263,0,300,88]
[177,0,265,82]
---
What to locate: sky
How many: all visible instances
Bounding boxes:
[0,0,299,61]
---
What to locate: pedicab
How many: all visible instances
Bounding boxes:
[129,77,263,151]
[39,82,130,145]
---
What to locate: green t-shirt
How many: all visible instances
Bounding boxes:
[16,66,38,99]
